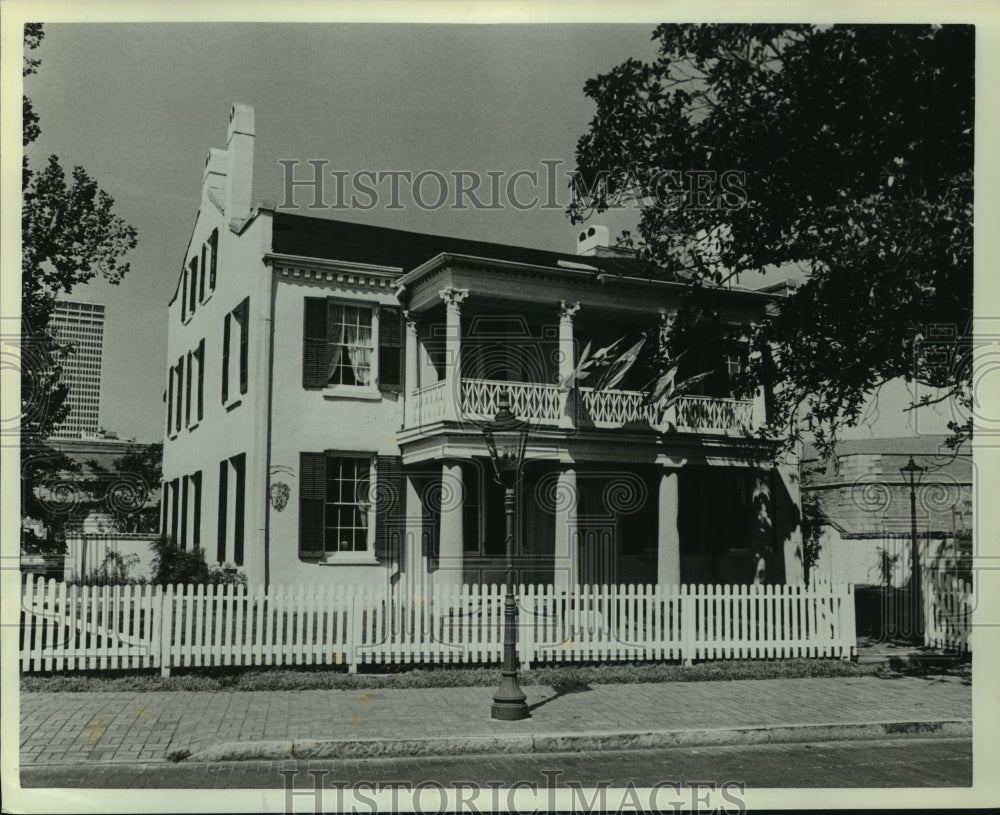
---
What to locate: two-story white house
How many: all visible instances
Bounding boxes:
[161,104,805,593]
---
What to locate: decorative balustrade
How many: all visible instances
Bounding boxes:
[673,395,754,433]
[460,378,563,426]
[407,380,449,426]
[405,378,753,435]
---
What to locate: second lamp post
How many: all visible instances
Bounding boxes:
[482,389,531,721]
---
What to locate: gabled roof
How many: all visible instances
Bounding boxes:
[271,211,679,281]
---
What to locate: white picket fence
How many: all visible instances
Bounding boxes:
[924,574,973,653]
[19,577,856,674]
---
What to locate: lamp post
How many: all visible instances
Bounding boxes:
[483,389,530,721]
[899,456,925,645]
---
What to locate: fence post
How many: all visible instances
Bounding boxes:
[160,584,174,678]
[681,585,695,666]
[519,584,534,671]
[346,585,361,674]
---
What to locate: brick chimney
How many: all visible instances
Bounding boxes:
[224,103,255,231]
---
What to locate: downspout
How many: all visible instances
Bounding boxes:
[263,261,277,586]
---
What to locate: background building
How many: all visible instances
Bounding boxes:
[48,300,106,439]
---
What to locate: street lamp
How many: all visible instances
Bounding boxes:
[899,456,925,645]
[482,389,530,721]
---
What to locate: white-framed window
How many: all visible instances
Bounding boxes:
[299,452,375,559]
[302,298,403,393]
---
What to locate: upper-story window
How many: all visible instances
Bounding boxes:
[188,257,198,316]
[222,297,249,405]
[303,297,402,392]
[208,229,219,293]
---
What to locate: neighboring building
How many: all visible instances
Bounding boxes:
[161,103,804,591]
[48,300,106,439]
[801,436,973,586]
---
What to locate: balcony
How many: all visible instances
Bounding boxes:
[404,377,754,435]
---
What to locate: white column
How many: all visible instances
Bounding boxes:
[553,466,578,590]
[436,460,465,591]
[403,472,426,587]
[657,468,681,586]
[403,311,418,426]
[438,288,468,421]
[558,301,580,427]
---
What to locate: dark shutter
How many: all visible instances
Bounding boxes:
[192,471,202,549]
[302,298,328,388]
[197,339,205,420]
[199,245,207,303]
[217,460,228,563]
[238,298,249,395]
[374,455,404,562]
[180,476,189,550]
[189,258,198,315]
[233,453,245,566]
[181,266,188,321]
[299,452,326,558]
[222,312,230,402]
[209,229,218,291]
[185,351,192,426]
[378,306,404,391]
[175,356,183,432]
[170,479,180,542]
[166,366,174,433]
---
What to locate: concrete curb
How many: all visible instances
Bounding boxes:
[183,719,972,763]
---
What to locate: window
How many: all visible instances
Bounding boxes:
[180,476,189,549]
[236,298,249,395]
[185,351,193,426]
[216,454,245,566]
[199,245,207,303]
[303,298,403,390]
[169,478,180,542]
[217,459,228,563]
[175,356,183,433]
[189,257,198,316]
[208,229,218,292]
[222,298,249,403]
[181,266,188,321]
[191,471,202,549]
[222,313,230,402]
[299,453,372,557]
[166,366,174,434]
[196,339,205,421]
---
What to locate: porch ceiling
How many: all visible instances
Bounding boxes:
[398,254,769,321]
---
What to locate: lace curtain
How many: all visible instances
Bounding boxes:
[326,304,373,386]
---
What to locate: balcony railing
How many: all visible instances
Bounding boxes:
[405,378,754,435]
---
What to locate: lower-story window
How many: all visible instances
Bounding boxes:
[300,452,372,557]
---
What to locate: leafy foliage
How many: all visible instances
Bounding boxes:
[570,24,973,458]
[149,537,247,587]
[20,24,139,555]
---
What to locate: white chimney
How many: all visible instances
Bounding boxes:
[202,147,227,209]
[576,224,610,256]
[225,103,255,230]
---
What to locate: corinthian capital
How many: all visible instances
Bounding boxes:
[559,300,581,322]
[439,287,470,312]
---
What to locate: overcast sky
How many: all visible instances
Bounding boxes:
[24,21,957,443]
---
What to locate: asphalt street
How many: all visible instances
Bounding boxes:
[19,737,972,789]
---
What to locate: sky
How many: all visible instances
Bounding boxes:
[21,20,958,443]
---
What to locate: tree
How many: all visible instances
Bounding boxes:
[569,24,973,459]
[21,24,139,554]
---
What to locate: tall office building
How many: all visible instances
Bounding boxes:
[48,300,106,439]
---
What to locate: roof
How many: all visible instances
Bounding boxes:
[271,211,684,282]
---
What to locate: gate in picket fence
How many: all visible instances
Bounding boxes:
[924,574,973,653]
[19,576,856,673]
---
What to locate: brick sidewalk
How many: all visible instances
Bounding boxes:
[19,675,971,765]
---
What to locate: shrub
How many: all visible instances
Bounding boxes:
[149,536,247,586]
[70,550,145,586]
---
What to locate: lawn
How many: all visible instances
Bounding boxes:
[19,655,969,693]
